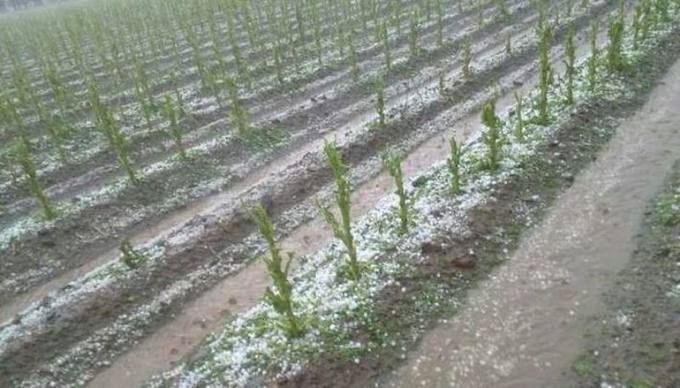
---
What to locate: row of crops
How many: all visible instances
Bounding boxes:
[1,0,679,385]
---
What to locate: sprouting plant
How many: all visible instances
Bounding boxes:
[318,141,360,280]
[536,24,552,125]
[89,81,138,185]
[250,204,304,338]
[162,96,187,161]
[224,75,250,136]
[380,21,391,71]
[119,237,146,269]
[382,152,409,235]
[447,137,465,194]
[564,28,576,105]
[436,0,444,48]
[462,37,472,78]
[438,67,446,98]
[15,135,56,220]
[514,92,525,141]
[633,5,642,49]
[481,98,505,171]
[607,14,625,71]
[349,28,360,81]
[409,7,420,59]
[588,20,600,92]
[375,74,386,129]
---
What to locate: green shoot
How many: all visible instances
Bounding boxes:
[162,96,187,161]
[481,98,505,171]
[250,204,304,338]
[318,141,359,280]
[375,74,386,129]
[564,28,576,105]
[514,92,525,141]
[462,37,473,78]
[536,24,552,124]
[120,237,146,269]
[15,135,56,220]
[447,137,465,194]
[382,152,409,235]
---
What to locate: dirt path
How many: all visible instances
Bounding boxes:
[380,57,680,387]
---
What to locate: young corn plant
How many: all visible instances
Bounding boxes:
[436,0,444,48]
[119,237,146,269]
[588,20,600,92]
[409,7,420,59]
[250,204,304,338]
[349,28,360,81]
[383,152,409,235]
[481,98,505,171]
[162,96,187,161]
[607,14,625,71]
[535,24,553,125]
[318,142,360,280]
[15,135,56,220]
[375,74,386,129]
[462,37,473,78]
[514,92,525,141]
[89,82,139,185]
[564,28,576,105]
[447,137,464,194]
[380,21,392,71]
[633,4,643,49]
[224,76,250,136]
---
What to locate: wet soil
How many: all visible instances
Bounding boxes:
[278,25,680,388]
[563,165,680,387]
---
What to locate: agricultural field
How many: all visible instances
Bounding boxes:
[0,0,679,387]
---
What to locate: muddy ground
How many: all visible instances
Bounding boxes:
[566,164,680,387]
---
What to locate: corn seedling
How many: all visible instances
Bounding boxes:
[514,92,525,141]
[633,4,643,49]
[536,24,552,125]
[119,237,146,269]
[250,204,304,338]
[224,76,250,136]
[462,37,473,78]
[588,20,600,92]
[162,96,187,161]
[318,141,360,280]
[564,28,576,105]
[15,135,56,220]
[409,7,420,59]
[481,98,505,171]
[447,137,464,194]
[380,21,392,71]
[382,152,409,235]
[375,74,386,129]
[436,0,444,48]
[505,34,512,55]
[607,14,625,71]
[349,28,360,81]
[438,68,446,98]
[89,81,139,185]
